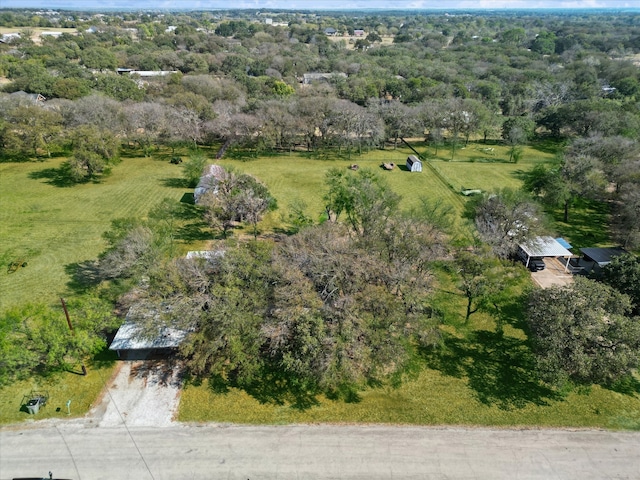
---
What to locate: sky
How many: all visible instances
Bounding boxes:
[2,0,638,9]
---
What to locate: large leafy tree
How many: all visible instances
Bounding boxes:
[473,188,547,259]
[177,243,272,386]
[602,254,640,315]
[502,116,536,163]
[199,168,276,238]
[527,277,640,386]
[522,154,607,222]
[1,104,63,158]
[453,250,521,323]
[0,296,118,385]
[67,125,120,182]
[265,222,443,393]
[323,167,400,238]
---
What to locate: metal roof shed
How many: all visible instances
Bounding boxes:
[518,236,573,271]
[580,247,627,267]
[406,155,422,172]
[109,307,190,358]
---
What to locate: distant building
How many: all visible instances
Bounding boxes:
[0,33,21,43]
[40,31,63,38]
[129,70,178,77]
[10,91,46,103]
[353,29,365,36]
[302,72,347,85]
[324,27,337,36]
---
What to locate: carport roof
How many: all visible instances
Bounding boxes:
[109,306,190,351]
[109,320,189,351]
[520,236,573,258]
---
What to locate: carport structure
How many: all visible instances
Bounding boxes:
[518,236,573,272]
[109,306,190,359]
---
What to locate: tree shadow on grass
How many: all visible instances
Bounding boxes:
[422,330,560,410]
[529,137,566,156]
[605,374,640,397]
[162,177,191,189]
[28,164,77,187]
[64,260,103,293]
[175,221,212,242]
[211,367,321,411]
[87,347,118,370]
[548,198,611,248]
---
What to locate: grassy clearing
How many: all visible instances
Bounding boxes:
[178,370,640,429]
[0,349,118,425]
[548,197,613,250]
[0,154,189,311]
[0,140,556,312]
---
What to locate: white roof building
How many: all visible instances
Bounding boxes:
[518,236,573,271]
[109,306,191,357]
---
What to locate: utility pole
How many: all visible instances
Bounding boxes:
[60,298,87,376]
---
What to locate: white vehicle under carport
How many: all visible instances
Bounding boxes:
[517,236,573,272]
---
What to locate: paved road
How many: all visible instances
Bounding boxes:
[1,423,639,480]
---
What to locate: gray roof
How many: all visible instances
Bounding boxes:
[519,236,572,258]
[109,308,189,351]
[302,72,347,84]
[580,247,628,266]
[194,165,225,203]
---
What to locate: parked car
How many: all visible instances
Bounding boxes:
[527,257,546,271]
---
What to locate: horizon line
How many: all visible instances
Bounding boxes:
[2,5,640,10]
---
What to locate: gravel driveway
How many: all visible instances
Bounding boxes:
[91,359,183,427]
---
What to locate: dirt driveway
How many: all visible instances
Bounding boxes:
[90,359,183,427]
[531,257,575,289]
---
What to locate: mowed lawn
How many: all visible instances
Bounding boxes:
[0,351,118,425]
[179,368,640,429]
[0,155,188,310]
[0,142,555,311]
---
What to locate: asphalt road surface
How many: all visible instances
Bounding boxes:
[2,423,639,480]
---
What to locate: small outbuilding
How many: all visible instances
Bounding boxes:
[580,247,627,267]
[194,164,226,204]
[406,155,422,172]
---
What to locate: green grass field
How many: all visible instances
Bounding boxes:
[0,141,558,312]
[0,155,189,311]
